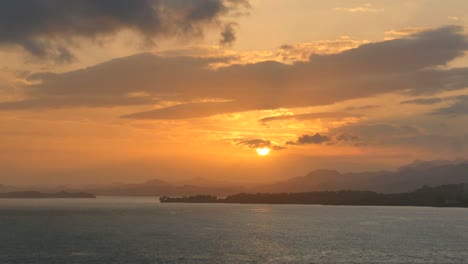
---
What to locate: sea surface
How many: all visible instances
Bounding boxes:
[1,197,468,264]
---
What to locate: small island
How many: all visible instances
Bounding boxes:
[0,191,96,199]
[160,184,468,208]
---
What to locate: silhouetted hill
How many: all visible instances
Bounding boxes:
[161,184,468,207]
[87,178,243,197]
[175,177,236,187]
[256,160,468,193]
[7,160,467,197]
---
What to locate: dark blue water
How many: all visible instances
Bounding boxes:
[1,197,468,263]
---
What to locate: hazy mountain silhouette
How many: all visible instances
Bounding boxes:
[175,177,237,187]
[87,178,243,197]
[257,160,468,193]
[2,160,467,196]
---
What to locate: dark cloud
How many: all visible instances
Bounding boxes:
[429,95,468,116]
[236,138,285,150]
[287,133,331,145]
[333,133,365,146]
[259,112,357,124]
[346,105,380,111]
[281,133,362,148]
[329,121,467,153]
[0,0,249,61]
[238,139,271,148]
[335,123,420,139]
[401,97,443,105]
[219,23,237,46]
[287,133,362,147]
[1,26,468,119]
[335,133,360,142]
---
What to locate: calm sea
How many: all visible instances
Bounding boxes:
[1,197,468,263]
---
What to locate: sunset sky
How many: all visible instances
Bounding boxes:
[1,0,468,185]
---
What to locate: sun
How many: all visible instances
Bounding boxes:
[256,147,271,156]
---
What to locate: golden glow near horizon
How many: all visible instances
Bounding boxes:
[256,147,271,156]
[0,0,468,186]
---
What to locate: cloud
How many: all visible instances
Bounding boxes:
[335,133,360,142]
[236,138,285,150]
[429,95,468,116]
[0,0,249,61]
[384,27,427,40]
[1,26,468,120]
[401,97,443,105]
[219,23,237,46]
[0,96,157,110]
[346,105,380,111]
[336,123,420,138]
[121,101,249,119]
[154,36,368,66]
[287,133,331,145]
[330,123,420,146]
[334,3,383,13]
[287,132,363,147]
[258,112,357,124]
[277,36,368,63]
[328,120,467,153]
[237,139,271,148]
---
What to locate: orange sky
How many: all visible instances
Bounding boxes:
[0,0,468,185]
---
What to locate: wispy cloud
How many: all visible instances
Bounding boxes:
[334,3,383,13]
[448,16,461,22]
[259,112,359,125]
[401,98,443,105]
[384,27,427,40]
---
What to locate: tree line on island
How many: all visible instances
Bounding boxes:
[160,183,468,207]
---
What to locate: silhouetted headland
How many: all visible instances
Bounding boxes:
[160,184,468,207]
[0,191,96,199]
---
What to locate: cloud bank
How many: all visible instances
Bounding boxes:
[1,26,467,120]
[429,95,468,116]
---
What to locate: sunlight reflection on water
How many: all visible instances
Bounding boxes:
[1,197,468,263]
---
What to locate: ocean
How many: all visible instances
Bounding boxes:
[1,197,467,263]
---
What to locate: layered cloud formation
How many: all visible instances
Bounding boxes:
[0,26,467,121]
[0,0,249,61]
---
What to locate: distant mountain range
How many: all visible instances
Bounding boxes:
[85,178,242,197]
[2,160,468,196]
[256,159,468,194]
[82,159,468,196]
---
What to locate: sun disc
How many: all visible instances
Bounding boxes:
[256,147,271,156]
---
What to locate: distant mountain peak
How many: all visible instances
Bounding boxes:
[144,179,170,186]
[305,169,341,177]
